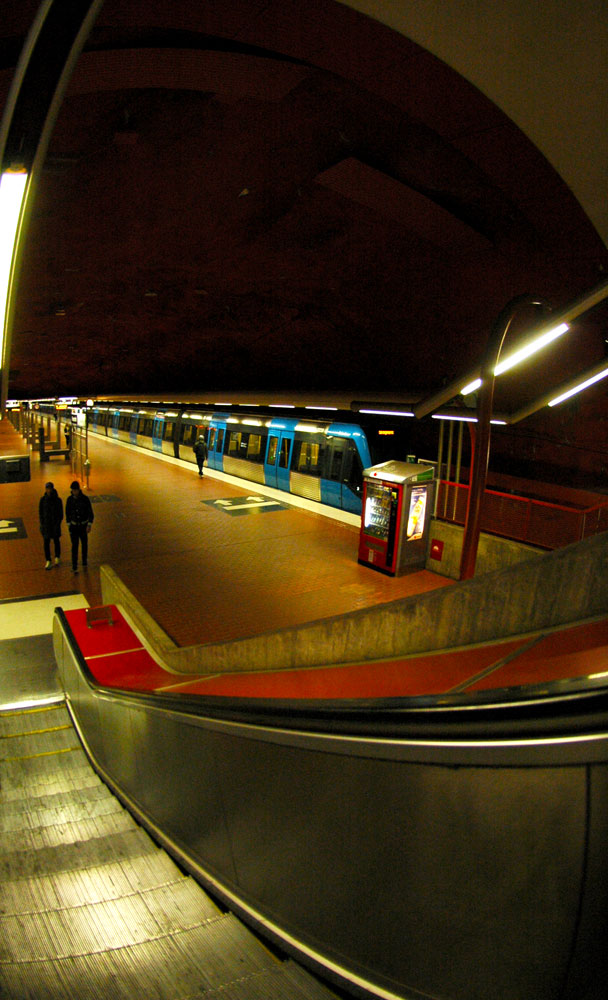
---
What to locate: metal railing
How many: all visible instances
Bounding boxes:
[437,480,608,549]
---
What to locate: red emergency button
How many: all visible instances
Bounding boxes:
[430,538,444,560]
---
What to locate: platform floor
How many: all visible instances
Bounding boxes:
[0,417,450,648]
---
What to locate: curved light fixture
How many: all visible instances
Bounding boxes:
[0,169,28,363]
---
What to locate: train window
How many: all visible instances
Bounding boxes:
[293,439,323,475]
[185,424,207,446]
[267,436,278,464]
[119,414,130,431]
[247,434,265,463]
[143,418,154,436]
[278,438,290,469]
[208,428,217,450]
[164,421,175,441]
[228,431,241,455]
[181,424,195,446]
[216,428,225,453]
[130,415,141,434]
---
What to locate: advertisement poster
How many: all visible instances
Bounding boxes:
[406,486,427,541]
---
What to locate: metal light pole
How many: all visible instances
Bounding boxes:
[459,294,548,580]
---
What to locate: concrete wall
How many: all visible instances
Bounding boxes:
[100,529,608,676]
[427,518,544,579]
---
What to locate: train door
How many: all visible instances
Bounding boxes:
[207,419,227,471]
[152,415,165,452]
[264,427,294,492]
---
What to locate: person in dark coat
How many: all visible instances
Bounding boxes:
[39,481,63,569]
[193,434,208,476]
[65,480,94,573]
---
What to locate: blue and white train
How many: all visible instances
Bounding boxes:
[25,396,427,515]
[87,403,378,514]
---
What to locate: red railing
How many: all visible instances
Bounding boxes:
[437,481,608,549]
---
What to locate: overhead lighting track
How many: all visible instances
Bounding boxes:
[549,366,608,407]
[414,276,608,422]
[510,357,608,423]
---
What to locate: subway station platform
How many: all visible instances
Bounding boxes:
[3,416,608,1000]
[2,415,608,697]
[0,416,450,649]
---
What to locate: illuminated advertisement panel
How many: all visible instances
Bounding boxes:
[406,486,427,541]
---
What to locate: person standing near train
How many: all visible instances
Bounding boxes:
[193,433,208,476]
[66,480,94,572]
[39,481,63,569]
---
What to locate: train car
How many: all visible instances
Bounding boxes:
[86,403,375,515]
[88,405,179,460]
[204,412,371,513]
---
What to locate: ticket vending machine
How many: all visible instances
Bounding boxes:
[358,461,435,575]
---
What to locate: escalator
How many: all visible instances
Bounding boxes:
[0,692,338,999]
[50,605,608,1000]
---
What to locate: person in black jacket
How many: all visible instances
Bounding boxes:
[39,481,63,569]
[65,480,94,572]
[193,434,208,476]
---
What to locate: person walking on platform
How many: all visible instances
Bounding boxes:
[193,433,208,477]
[66,480,94,572]
[39,481,63,569]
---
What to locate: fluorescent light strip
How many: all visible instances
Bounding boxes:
[460,378,482,396]
[432,413,507,425]
[548,366,608,407]
[359,409,414,417]
[0,170,28,359]
[432,413,477,423]
[494,322,569,376]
